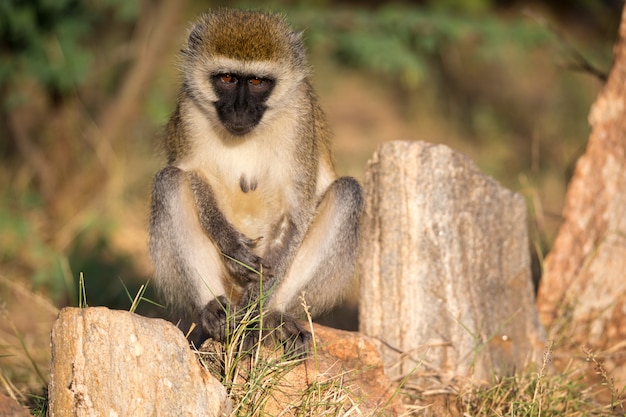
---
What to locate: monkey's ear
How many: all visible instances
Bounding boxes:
[186,22,208,52]
[288,30,307,68]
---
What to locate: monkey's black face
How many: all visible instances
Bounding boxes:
[211,73,275,136]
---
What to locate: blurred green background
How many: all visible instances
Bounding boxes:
[0,0,620,396]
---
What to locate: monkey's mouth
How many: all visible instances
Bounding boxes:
[215,108,263,136]
[223,123,255,136]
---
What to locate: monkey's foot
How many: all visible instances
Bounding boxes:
[200,299,311,357]
[254,310,311,357]
[200,295,233,344]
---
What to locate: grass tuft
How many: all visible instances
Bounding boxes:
[400,339,626,416]
[195,292,367,416]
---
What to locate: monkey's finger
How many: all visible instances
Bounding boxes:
[259,262,273,276]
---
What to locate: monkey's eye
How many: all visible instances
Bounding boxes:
[248,77,274,94]
[219,74,237,84]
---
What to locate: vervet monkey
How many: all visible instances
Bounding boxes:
[149,9,363,353]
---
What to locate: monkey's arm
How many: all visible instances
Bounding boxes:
[187,170,266,284]
[151,166,270,344]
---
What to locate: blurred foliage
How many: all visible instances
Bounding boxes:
[0,0,138,106]
[286,4,610,176]
[289,6,556,90]
[0,189,66,296]
[0,0,149,306]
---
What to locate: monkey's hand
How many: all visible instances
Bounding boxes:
[221,233,271,284]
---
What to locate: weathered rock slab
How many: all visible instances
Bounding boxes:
[537,5,626,387]
[48,307,231,417]
[359,140,545,385]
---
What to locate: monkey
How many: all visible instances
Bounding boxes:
[149,9,363,354]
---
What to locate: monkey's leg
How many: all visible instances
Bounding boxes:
[270,176,363,316]
[265,176,364,350]
[150,166,229,342]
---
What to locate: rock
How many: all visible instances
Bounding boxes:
[0,393,31,417]
[359,140,545,386]
[48,307,231,417]
[310,325,406,415]
[537,5,626,386]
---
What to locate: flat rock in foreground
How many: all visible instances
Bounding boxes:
[48,307,231,417]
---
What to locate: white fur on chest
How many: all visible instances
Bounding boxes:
[177,103,298,238]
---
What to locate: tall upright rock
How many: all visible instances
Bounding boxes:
[359,140,545,385]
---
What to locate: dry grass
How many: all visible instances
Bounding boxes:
[194,300,370,416]
[399,340,625,416]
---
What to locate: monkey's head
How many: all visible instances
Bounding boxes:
[181,9,308,136]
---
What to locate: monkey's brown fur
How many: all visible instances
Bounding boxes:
[149,9,363,353]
